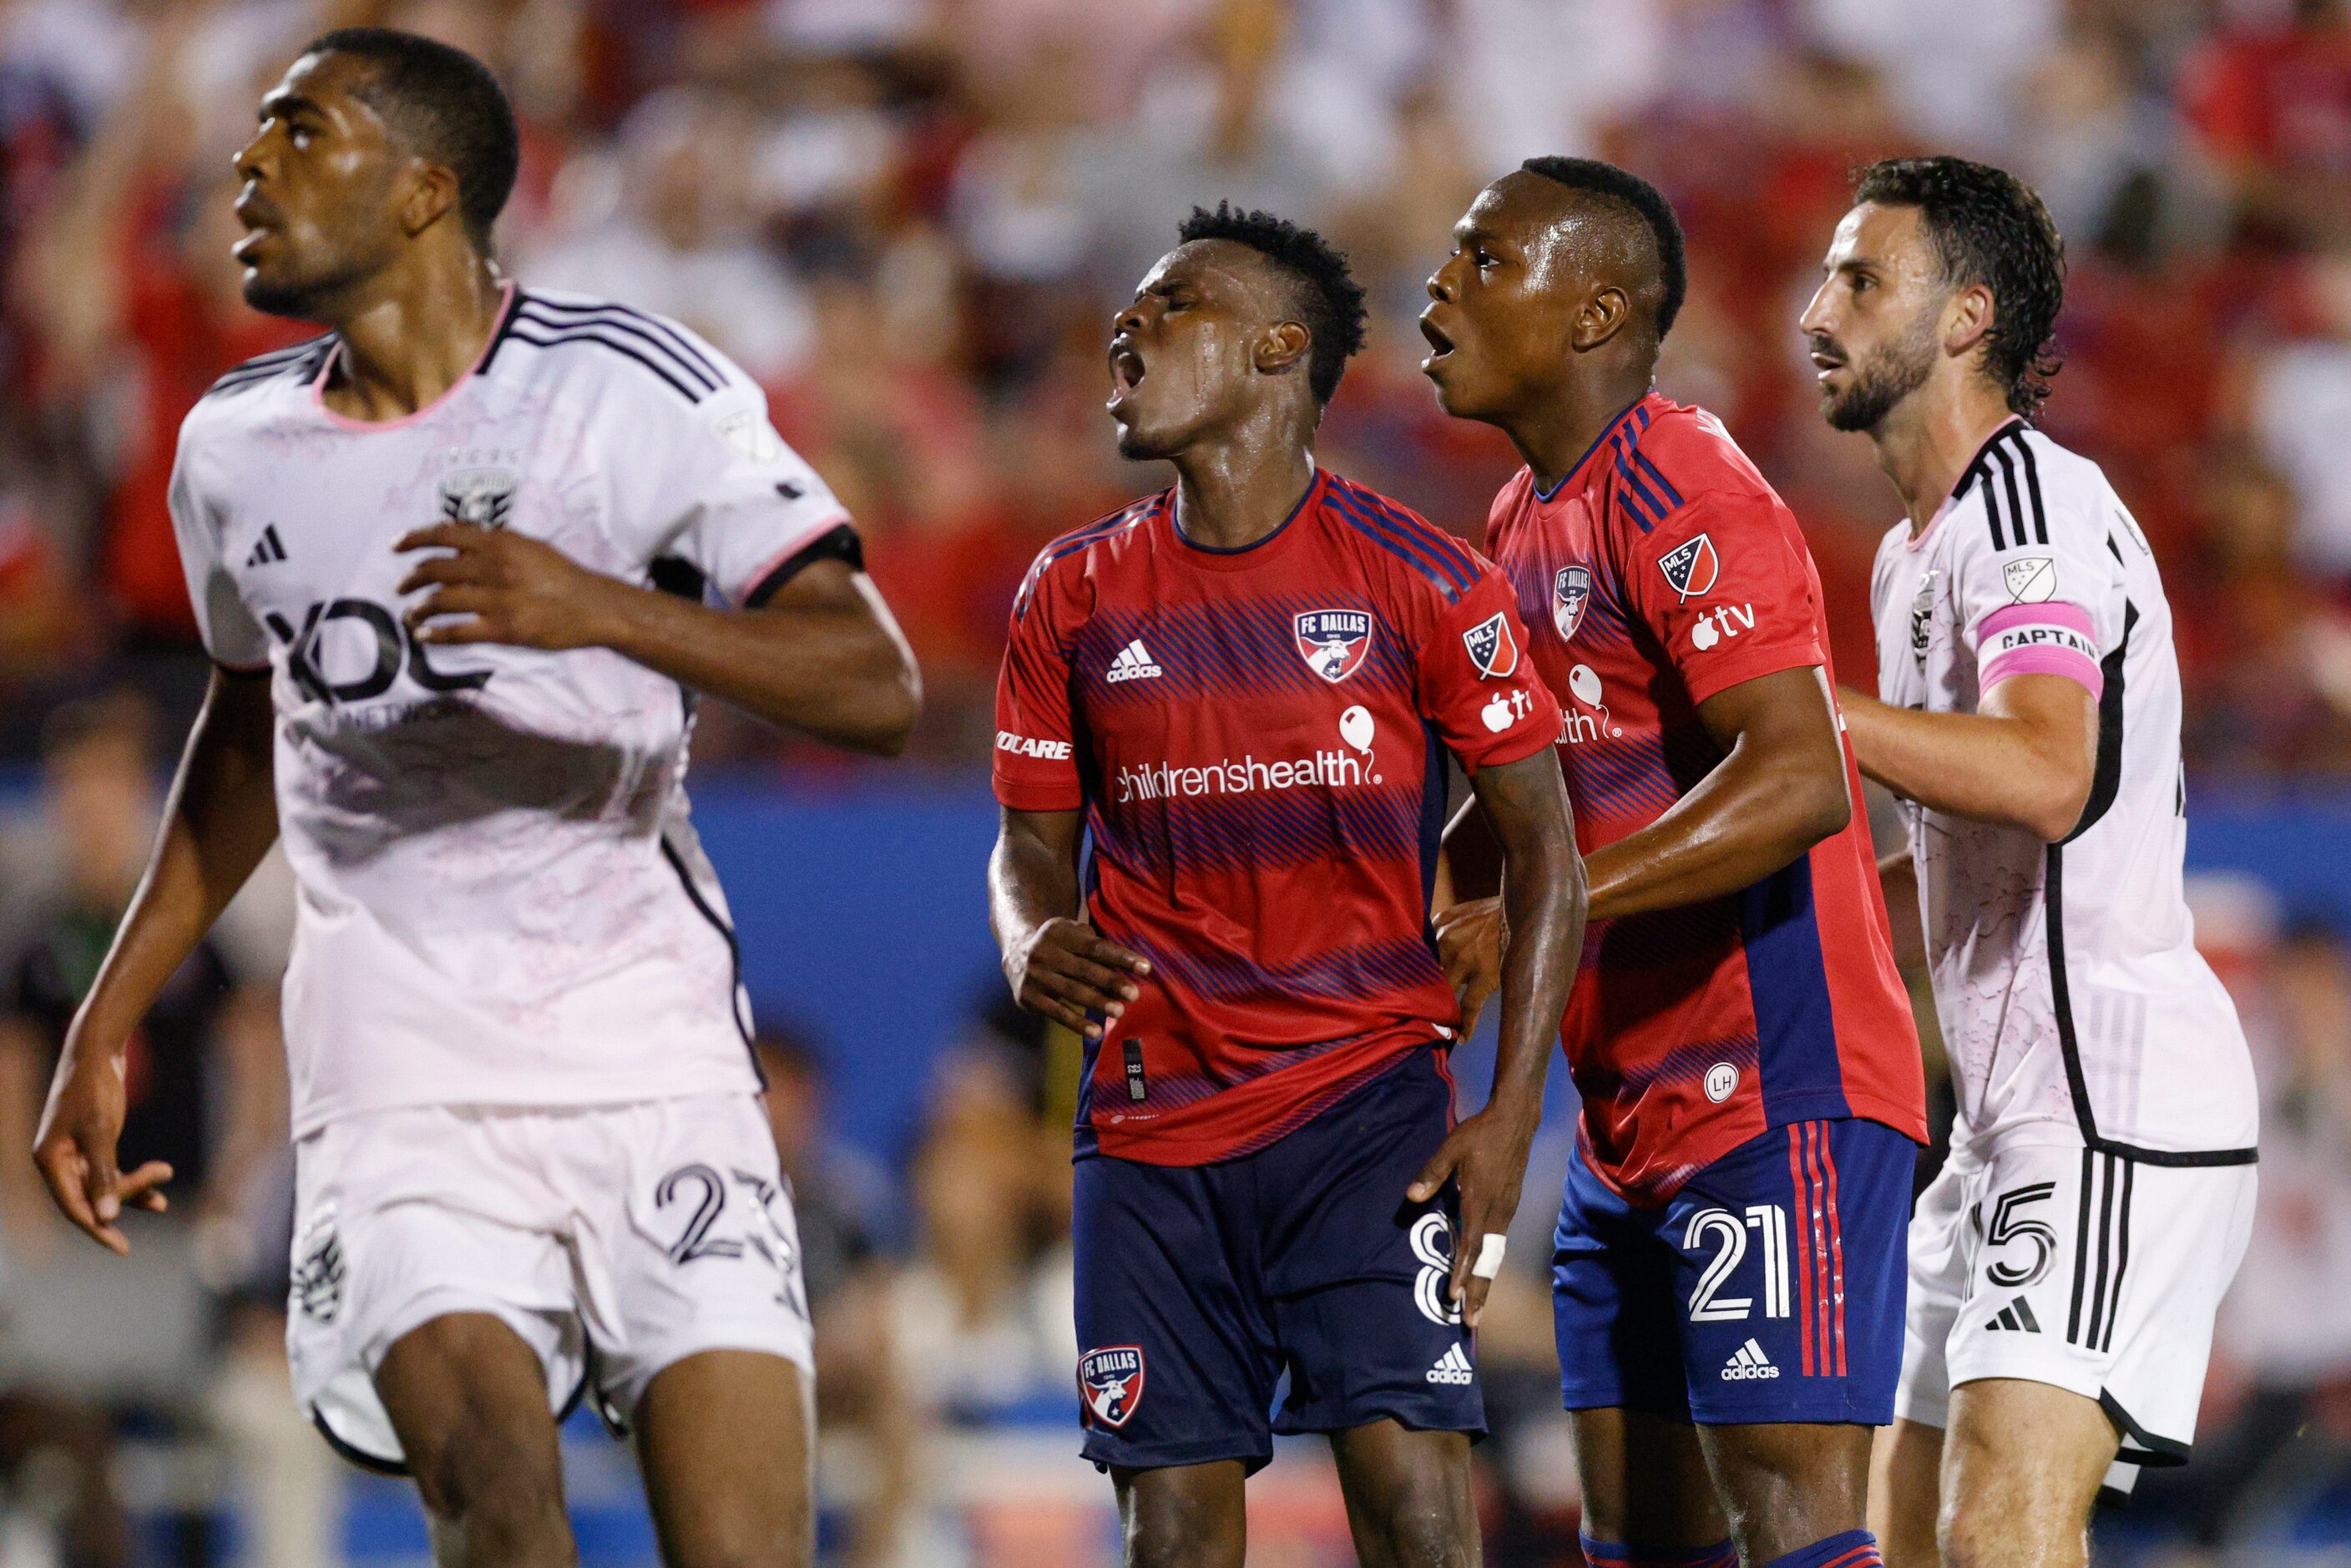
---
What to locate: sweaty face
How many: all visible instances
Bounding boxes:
[1107,241,1293,462]
[232,51,414,320]
[1801,203,1948,434]
[1419,173,1590,424]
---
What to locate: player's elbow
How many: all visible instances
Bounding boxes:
[2021,772,2093,843]
[852,646,923,757]
[1783,760,1853,851]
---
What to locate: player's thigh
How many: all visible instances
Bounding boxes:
[1073,1151,1280,1474]
[1570,1405,1727,1550]
[589,1095,817,1434]
[1111,1460,1247,1568]
[1939,1378,2115,1565]
[1262,1059,1485,1452]
[1327,1419,1477,1568]
[635,1349,813,1568]
[374,1312,569,1526]
[1868,1419,1944,1568]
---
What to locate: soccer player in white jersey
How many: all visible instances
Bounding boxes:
[30,29,918,1568]
[1798,156,2259,1568]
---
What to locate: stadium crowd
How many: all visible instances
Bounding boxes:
[0,0,2348,1564]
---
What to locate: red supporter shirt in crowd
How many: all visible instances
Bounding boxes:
[1484,392,1925,1202]
[994,469,1557,1165]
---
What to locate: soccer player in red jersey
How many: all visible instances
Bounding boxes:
[1422,160,1928,1568]
[988,204,1585,1566]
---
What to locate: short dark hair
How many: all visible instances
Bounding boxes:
[1177,203,1368,405]
[302,28,519,247]
[1518,156,1688,341]
[1852,155,2066,420]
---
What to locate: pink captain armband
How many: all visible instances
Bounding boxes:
[1978,601,2103,697]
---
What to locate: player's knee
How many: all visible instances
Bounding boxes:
[1938,1482,2085,1568]
[660,1498,811,1568]
[409,1419,567,1543]
[1120,1485,1243,1568]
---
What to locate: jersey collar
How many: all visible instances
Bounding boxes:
[1531,389,1655,503]
[311,281,521,432]
[1167,466,1323,570]
[1909,414,2028,551]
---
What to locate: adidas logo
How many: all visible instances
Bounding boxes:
[1424,1343,1474,1386]
[1721,1338,1780,1381]
[1106,639,1162,683]
[245,524,287,567]
[1986,1296,2042,1333]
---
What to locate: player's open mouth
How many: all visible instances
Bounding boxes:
[1107,340,1146,412]
[1418,315,1454,370]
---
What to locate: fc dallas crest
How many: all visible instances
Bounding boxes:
[1079,1346,1145,1428]
[1553,564,1591,640]
[1296,609,1373,682]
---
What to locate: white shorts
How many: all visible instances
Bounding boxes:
[1894,1136,2255,1495]
[288,1093,812,1474]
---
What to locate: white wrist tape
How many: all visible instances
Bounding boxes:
[1471,1232,1508,1281]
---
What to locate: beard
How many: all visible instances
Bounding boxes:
[1820,307,1940,433]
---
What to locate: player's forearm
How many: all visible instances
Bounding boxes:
[70,670,279,1060]
[591,573,920,756]
[1582,746,1848,923]
[1474,753,1585,1130]
[988,813,1084,960]
[1838,687,2085,840]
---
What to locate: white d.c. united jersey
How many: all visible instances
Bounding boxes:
[1870,420,2257,1167]
[169,284,853,1136]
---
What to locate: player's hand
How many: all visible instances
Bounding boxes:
[33,1046,171,1257]
[1406,1103,1536,1329]
[396,524,624,651]
[1004,917,1150,1040]
[1435,897,1504,1035]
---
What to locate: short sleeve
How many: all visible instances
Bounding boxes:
[604,354,854,609]
[167,416,270,670]
[1616,488,1826,707]
[1416,568,1559,772]
[1951,484,2116,699]
[992,564,1083,811]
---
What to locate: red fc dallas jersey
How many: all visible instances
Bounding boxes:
[1484,392,1924,1201]
[995,469,1557,1165]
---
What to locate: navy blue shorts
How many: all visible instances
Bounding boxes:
[1071,1051,1484,1473]
[1553,1116,1914,1425]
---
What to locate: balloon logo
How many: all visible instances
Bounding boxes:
[1339,706,1375,755]
[1568,665,1603,708]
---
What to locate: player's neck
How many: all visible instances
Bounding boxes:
[320,248,508,423]
[1870,379,2018,538]
[1168,439,1317,552]
[1504,368,1651,495]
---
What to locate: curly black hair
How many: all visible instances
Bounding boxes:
[1853,156,2066,420]
[303,28,519,247]
[1518,156,1687,341]
[1177,203,1368,405]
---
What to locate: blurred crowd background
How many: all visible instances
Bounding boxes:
[0,0,2348,1563]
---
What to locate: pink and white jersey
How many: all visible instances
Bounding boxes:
[169,285,853,1136]
[1871,420,2257,1166]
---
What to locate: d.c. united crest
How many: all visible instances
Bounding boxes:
[438,466,517,529]
[1553,564,1591,640]
[1295,609,1373,683]
[1079,1346,1145,1428]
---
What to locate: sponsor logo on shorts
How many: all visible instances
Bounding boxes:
[292,1214,346,1325]
[1721,1337,1779,1380]
[1079,1346,1145,1428]
[1985,1295,2043,1333]
[1425,1343,1475,1386]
